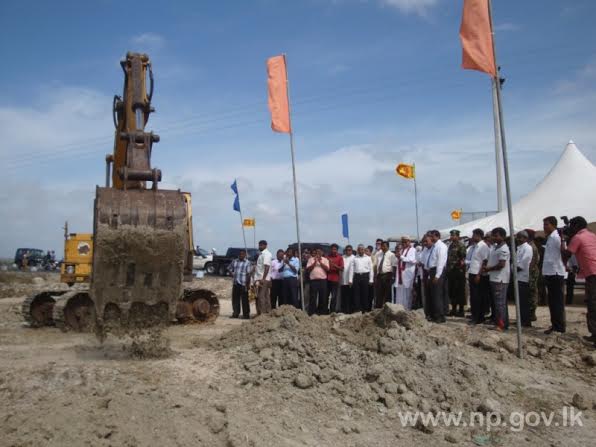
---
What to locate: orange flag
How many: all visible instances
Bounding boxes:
[267,55,291,133]
[396,163,415,179]
[459,0,497,77]
[451,210,462,221]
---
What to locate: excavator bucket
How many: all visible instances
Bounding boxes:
[92,187,189,330]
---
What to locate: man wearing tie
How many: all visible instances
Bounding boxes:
[374,240,397,308]
[427,230,449,323]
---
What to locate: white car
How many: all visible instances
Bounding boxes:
[192,248,213,271]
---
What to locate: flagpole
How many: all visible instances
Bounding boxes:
[413,163,420,241]
[235,181,248,255]
[283,54,305,312]
[488,0,523,358]
[491,78,504,212]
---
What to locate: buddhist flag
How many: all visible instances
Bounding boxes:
[243,218,255,227]
[459,0,497,77]
[396,163,415,179]
[267,55,291,133]
[451,210,462,221]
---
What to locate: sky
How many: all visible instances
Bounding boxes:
[0,0,595,257]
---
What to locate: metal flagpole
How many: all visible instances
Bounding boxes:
[488,0,523,358]
[491,77,504,212]
[283,54,305,311]
[413,163,420,241]
[236,184,248,255]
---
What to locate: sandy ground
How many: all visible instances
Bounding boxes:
[0,272,595,447]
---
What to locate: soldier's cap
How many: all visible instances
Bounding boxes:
[449,229,460,236]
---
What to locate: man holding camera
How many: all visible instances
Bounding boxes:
[561,216,596,345]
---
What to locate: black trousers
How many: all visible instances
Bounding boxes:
[353,273,370,313]
[309,279,328,315]
[566,272,576,305]
[430,270,446,321]
[545,274,566,332]
[282,277,299,308]
[366,284,374,311]
[327,280,340,313]
[448,269,466,308]
[375,273,393,308]
[423,272,431,318]
[469,274,482,323]
[518,281,531,326]
[271,279,283,308]
[340,285,353,314]
[413,276,423,310]
[232,283,250,317]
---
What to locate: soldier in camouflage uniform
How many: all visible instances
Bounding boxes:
[447,229,468,317]
[526,229,541,322]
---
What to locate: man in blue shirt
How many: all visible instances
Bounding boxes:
[280,248,301,308]
[228,249,251,319]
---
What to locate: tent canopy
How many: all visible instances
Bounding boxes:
[442,141,596,238]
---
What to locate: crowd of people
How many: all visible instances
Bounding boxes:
[226,215,596,347]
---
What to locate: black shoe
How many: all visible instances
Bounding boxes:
[530,314,537,322]
[544,327,554,335]
[582,335,596,342]
[456,310,465,318]
[230,315,239,319]
[434,317,447,324]
[241,315,250,320]
[449,309,456,317]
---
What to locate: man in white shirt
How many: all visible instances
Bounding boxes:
[468,228,490,324]
[484,227,510,331]
[253,240,273,315]
[374,241,397,308]
[542,216,566,334]
[340,245,355,313]
[427,230,448,323]
[350,244,374,313]
[516,231,533,327]
[394,236,417,310]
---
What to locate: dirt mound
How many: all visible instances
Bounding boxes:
[212,303,596,443]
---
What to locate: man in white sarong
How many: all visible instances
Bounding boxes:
[393,236,417,309]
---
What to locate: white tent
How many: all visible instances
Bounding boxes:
[443,141,596,237]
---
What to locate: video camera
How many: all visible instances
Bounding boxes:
[559,216,577,241]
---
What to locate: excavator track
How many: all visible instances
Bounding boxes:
[176,287,220,324]
[21,290,68,328]
[52,289,95,332]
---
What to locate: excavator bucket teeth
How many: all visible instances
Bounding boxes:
[92,187,188,329]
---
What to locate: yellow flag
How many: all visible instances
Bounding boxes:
[243,218,255,227]
[396,163,415,179]
[451,210,462,221]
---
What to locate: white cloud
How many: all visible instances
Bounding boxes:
[379,0,439,16]
[0,86,112,167]
[131,32,166,51]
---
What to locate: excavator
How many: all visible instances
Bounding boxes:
[22,52,219,332]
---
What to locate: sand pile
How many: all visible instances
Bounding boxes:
[216,305,503,416]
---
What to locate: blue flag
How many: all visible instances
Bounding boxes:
[341,213,349,239]
[231,179,241,212]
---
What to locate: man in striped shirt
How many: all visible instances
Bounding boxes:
[228,249,252,319]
